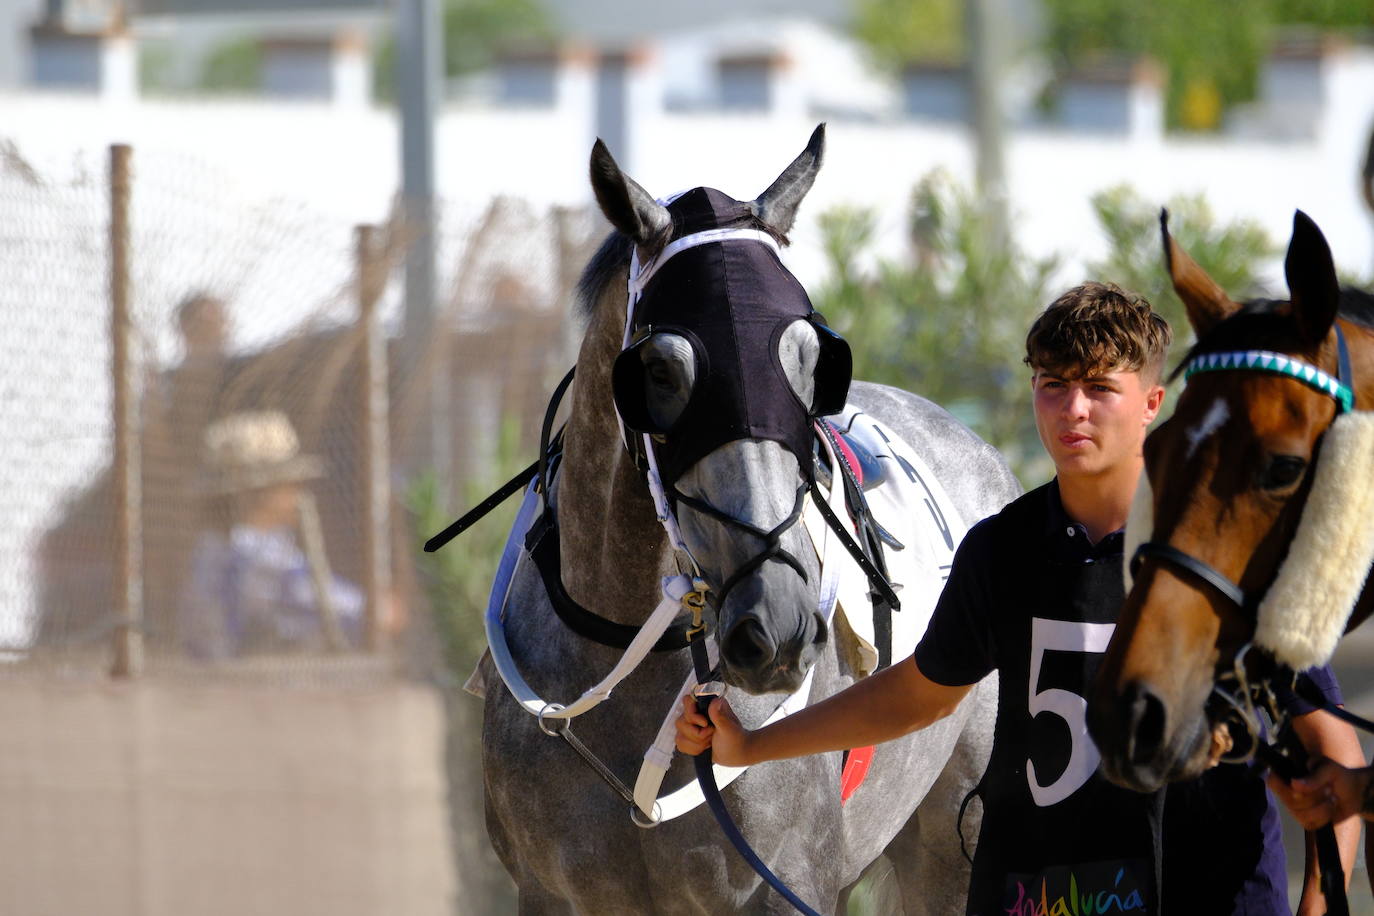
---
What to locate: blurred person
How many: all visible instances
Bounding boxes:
[180,410,368,659]
[143,292,236,646]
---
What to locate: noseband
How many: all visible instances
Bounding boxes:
[1129,323,1355,753]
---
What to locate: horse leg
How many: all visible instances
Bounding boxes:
[887,676,997,916]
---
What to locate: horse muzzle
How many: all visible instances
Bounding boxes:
[1089,678,1213,793]
[716,567,826,695]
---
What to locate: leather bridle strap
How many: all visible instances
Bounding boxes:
[688,642,823,916]
[1130,541,1249,610]
[1252,736,1349,916]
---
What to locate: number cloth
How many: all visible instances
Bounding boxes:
[913,480,1338,916]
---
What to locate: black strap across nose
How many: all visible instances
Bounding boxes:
[1131,541,1249,610]
[670,479,810,608]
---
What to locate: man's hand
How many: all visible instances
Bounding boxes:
[1268,759,1374,831]
[675,694,751,767]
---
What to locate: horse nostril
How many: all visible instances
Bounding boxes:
[1126,683,1167,767]
[810,612,828,646]
[724,618,775,670]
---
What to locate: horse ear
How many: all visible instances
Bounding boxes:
[1161,208,1239,337]
[1284,210,1340,346]
[753,123,826,236]
[589,139,671,250]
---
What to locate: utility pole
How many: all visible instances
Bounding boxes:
[396,0,450,485]
[965,0,1009,251]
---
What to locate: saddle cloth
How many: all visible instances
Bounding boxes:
[808,406,969,677]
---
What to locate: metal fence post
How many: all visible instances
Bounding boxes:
[357,224,392,651]
[109,143,143,678]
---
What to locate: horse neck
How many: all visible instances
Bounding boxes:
[1339,318,1374,631]
[1343,318,1374,411]
[557,276,673,623]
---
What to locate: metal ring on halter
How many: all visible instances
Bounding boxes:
[1210,642,1262,764]
[538,703,570,736]
[630,801,663,829]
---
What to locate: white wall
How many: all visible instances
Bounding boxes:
[2,37,1373,641]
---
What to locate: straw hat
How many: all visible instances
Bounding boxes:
[201,410,324,495]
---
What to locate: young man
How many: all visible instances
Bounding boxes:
[677,282,1362,915]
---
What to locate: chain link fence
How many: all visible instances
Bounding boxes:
[1,137,599,684]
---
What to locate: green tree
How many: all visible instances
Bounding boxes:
[374,0,555,102]
[850,0,964,69]
[814,174,1276,485]
[851,0,1374,130]
[1271,0,1374,27]
[1039,0,1268,130]
[1087,185,1276,352]
[198,36,262,94]
[814,171,1060,485]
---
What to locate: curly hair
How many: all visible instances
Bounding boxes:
[1025,282,1173,384]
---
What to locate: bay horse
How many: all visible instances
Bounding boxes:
[1087,210,1374,793]
[476,126,1020,913]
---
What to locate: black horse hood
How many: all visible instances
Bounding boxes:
[613,187,850,485]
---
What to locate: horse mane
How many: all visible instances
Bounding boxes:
[574,203,789,322]
[1168,286,1374,383]
[575,231,633,322]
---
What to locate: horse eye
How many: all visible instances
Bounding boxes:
[646,360,674,389]
[1260,455,1307,492]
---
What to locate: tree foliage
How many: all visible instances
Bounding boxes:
[851,0,965,70]
[850,0,1374,129]
[1086,185,1276,352]
[1041,0,1270,130]
[407,418,526,675]
[814,171,1060,485]
[198,36,262,94]
[374,0,555,102]
[813,174,1275,485]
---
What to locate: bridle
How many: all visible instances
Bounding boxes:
[1127,323,1356,916]
[1129,323,1354,739]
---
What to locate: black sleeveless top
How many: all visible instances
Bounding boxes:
[914,482,1161,916]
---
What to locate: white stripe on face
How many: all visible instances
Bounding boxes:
[1185,398,1230,462]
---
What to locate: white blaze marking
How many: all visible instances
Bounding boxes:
[1185,398,1230,461]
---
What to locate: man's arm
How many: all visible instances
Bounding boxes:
[675,654,974,767]
[1285,709,1366,916]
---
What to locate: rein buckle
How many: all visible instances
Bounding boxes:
[683,576,711,640]
[693,680,726,700]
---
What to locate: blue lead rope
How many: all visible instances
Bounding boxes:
[690,636,824,916]
[692,749,825,916]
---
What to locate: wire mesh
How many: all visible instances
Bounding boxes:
[0,136,603,686]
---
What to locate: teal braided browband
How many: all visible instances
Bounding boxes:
[1184,350,1355,413]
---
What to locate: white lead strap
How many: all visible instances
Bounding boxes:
[486,569,696,723]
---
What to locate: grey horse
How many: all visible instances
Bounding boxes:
[479,126,1021,915]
